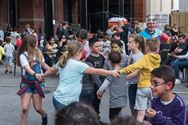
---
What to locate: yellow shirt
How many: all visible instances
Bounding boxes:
[120,53,161,88]
[0,46,5,61]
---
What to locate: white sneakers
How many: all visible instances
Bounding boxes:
[175,79,181,84]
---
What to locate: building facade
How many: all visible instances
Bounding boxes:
[0,0,144,37]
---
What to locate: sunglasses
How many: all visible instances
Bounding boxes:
[147,18,156,23]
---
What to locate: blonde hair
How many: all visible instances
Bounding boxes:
[128,34,145,53]
[145,38,159,52]
[17,35,43,66]
[59,41,83,68]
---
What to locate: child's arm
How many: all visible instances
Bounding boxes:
[41,62,50,71]
[146,107,186,125]
[97,79,111,99]
[97,79,111,93]
[23,64,43,81]
[119,56,146,74]
[43,66,58,77]
[126,69,140,80]
[84,67,120,77]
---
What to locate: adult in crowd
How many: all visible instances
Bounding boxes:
[139,15,162,40]
[170,24,180,37]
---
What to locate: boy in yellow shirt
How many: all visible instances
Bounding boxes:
[119,38,161,123]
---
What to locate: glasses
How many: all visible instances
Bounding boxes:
[151,80,165,87]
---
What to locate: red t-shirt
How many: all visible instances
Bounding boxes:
[16,39,22,48]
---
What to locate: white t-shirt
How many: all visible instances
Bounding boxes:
[4,43,15,57]
[20,51,44,75]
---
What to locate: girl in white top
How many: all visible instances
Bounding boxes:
[17,35,49,125]
[126,35,144,116]
[43,41,120,111]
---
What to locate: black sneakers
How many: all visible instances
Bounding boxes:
[42,113,48,125]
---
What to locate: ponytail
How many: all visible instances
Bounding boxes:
[59,41,83,68]
[59,51,69,68]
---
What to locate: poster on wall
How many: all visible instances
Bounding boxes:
[153,14,169,31]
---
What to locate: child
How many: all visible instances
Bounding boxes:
[16,34,50,125]
[85,37,106,114]
[80,61,101,105]
[4,36,15,73]
[112,33,126,55]
[104,39,129,70]
[126,35,144,116]
[119,38,161,122]
[146,65,187,125]
[97,51,128,120]
[0,39,5,64]
[15,34,22,50]
[55,102,100,125]
[43,41,119,111]
[76,28,91,59]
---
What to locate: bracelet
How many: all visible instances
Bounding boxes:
[33,72,37,77]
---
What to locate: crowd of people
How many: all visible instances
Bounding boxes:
[0,15,188,125]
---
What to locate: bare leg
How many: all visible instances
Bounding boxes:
[136,110,145,122]
[5,64,8,73]
[32,94,46,117]
[9,64,13,72]
[20,93,32,125]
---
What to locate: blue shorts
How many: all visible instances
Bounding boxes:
[20,82,45,94]
[4,56,13,65]
[53,96,66,112]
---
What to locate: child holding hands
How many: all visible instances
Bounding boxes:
[43,41,120,111]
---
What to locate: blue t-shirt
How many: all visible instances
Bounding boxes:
[54,59,89,105]
[139,28,162,40]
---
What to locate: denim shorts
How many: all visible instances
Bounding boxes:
[20,82,45,94]
[52,96,66,112]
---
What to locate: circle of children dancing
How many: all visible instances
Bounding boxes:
[1,15,187,125]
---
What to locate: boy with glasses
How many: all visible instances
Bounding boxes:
[146,65,187,125]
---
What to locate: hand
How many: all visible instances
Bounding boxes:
[146,108,156,118]
[96,91,105,99]
[111,69,120,77]
[173,54,177,58]
[35,74,45,81]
